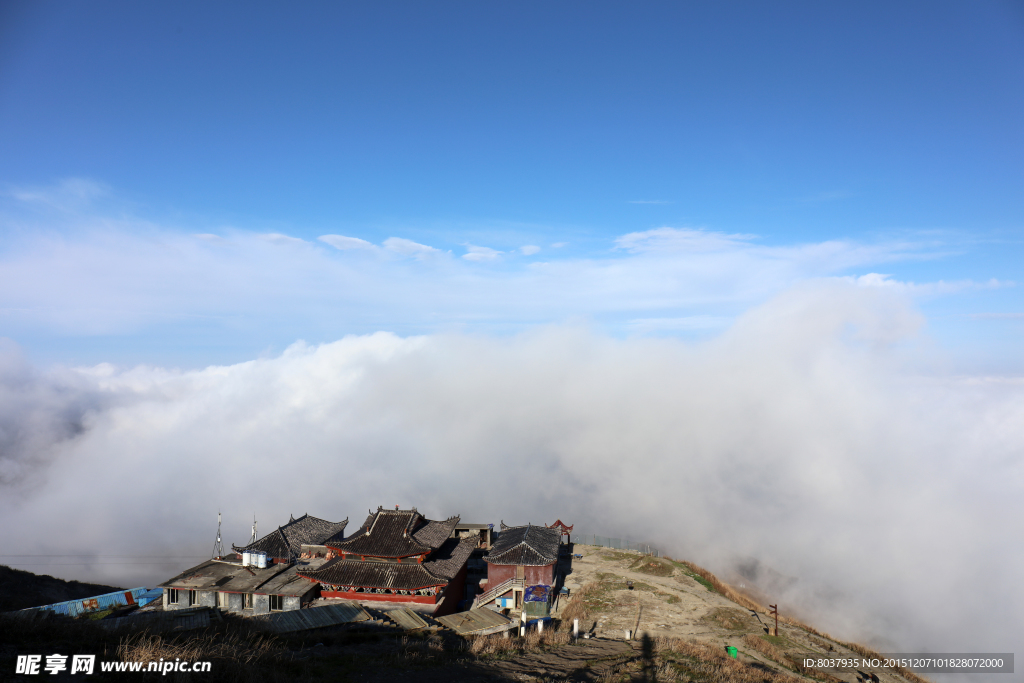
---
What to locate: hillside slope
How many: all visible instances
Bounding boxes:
[0,565,123,612]
[557,545,928,683]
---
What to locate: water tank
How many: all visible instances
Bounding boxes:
[256,552,267,569]
[242,551,252,567]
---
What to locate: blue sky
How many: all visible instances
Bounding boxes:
[1,1,1021,369]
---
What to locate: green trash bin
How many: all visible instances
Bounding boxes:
[726,646,738,658]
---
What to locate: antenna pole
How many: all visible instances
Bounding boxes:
[212,511,225,559]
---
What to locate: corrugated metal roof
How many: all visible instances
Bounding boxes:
[20,587,154,618]
[436,608,513,636]
[101,606,215,633]
[387,607,428,631]
[252,601,371,633]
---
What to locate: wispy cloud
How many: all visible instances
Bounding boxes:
[382,237,444,259]
[520,245,541,256]
[0,216,994,344]
[970,312,1024,320]
[626,315,732,333]
[615,227,758,253]
[319,234,377,251]
[4,178,110,210]
[462,245,502,262]
[853,272,1012,296]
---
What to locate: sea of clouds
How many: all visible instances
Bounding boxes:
[1,280,1020,670]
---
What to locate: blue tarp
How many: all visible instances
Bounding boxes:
[19,587,157,618]
[524,584,550,602]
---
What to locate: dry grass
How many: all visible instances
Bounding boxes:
[630,556,676,577]
[666,559,932,683]
[743,632,787,661]
[467,621,572,658]
[704,607,754,632]
[654,636,805,683]
[560,580,599,624]
[117,627,285,682]
[673,559,765,614]
[839,640,931,683]
[742,633,844,683]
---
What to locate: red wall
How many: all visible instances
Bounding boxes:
[487,563,554,590]
[434,563,468,617]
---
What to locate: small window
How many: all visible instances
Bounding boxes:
[167,589,179,604]
[188,590,199,607]
[217,592,229,608]
[269,594,284,611]
[244,593,253,610]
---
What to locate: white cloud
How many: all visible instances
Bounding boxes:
[0,222,996,343]
[626,315,732,333]
[970,312,1024,320]
[259,233,309,246]
[462,245,502,262]
[853,272,1012,296]
[0,284,1020,659]
[615,226,758,253]
[383,237,443,259]
[520,245,541,255]
[6,178,110,209]
[318,234,378,251]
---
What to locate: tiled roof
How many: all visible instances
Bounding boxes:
[422,538,476,580]
[485,524,560,567]
[298,538,475,590]
[233,514,348,558]
[328,507,459,558]
[413,515,461,548]
[161,558,327,596]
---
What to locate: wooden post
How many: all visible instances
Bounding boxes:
[769,604,779,636]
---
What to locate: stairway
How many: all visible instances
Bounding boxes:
[470,578,523,610]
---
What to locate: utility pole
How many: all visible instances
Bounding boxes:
[768,604,779,636]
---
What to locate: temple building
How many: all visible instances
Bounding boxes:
[297,506,475,616]
[160,512,347,614]
[232,513,348,564]
[472,522,561,611]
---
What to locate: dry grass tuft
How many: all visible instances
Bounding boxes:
[839,640,931,683]
[117,628,282,680]
[743,632,787,661]
[560,581,599,624]
[467,621,572,658]
[654,636,804,683]
[673,559,765,613]
[629,556,676,577]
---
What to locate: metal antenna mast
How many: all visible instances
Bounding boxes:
[212,511,225,559]
[250,514,258,545]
